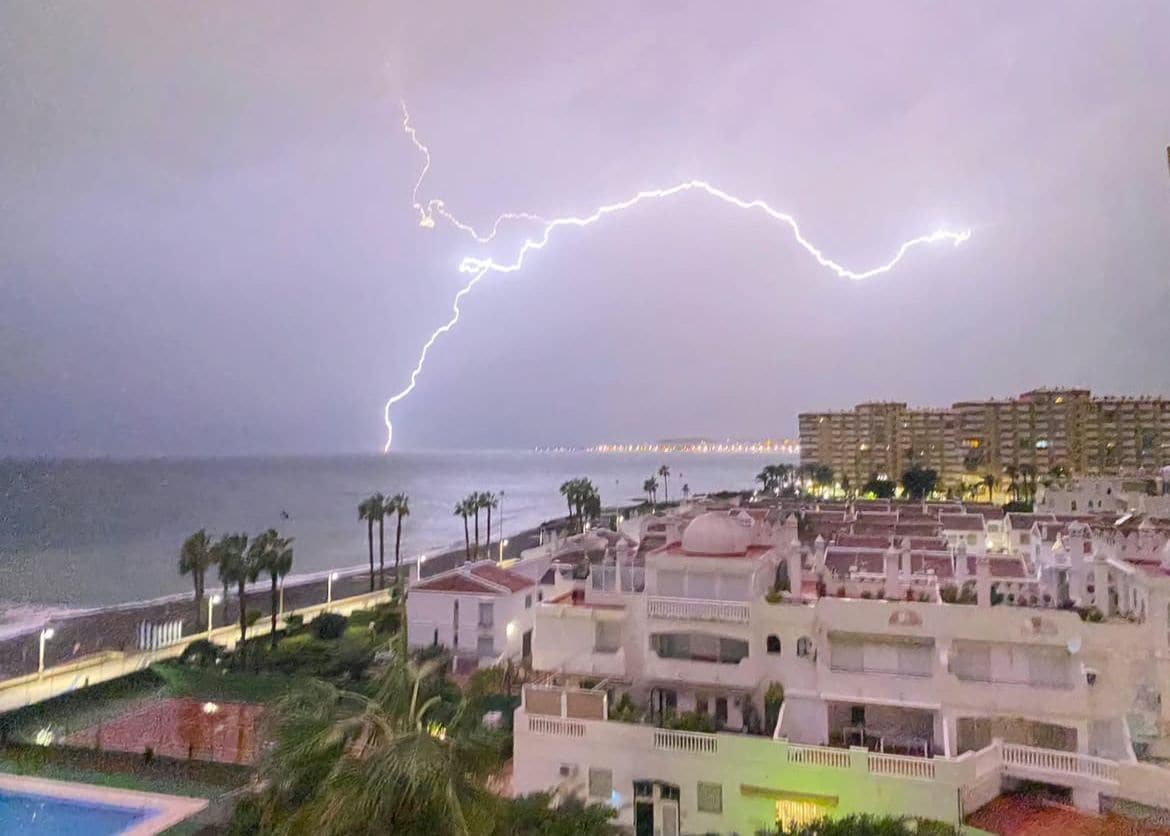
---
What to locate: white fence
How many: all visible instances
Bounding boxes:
[646,596,750,624]
[653,728,718,755]
[527,715,585,738]
[1001,743,1118,783]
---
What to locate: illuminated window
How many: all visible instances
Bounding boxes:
[1035,440,1050,449]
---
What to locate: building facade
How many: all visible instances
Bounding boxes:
[800,389,1170,486]
[506,500,1170,833]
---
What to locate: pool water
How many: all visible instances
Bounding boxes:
[0,790,149,835]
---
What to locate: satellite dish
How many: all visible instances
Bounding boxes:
[1067,635,1082,654]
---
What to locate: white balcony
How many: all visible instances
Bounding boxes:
[646,596,750,624]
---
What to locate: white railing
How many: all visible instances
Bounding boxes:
[653,728,718,755]
[786,743,851,770]
[869,752,936,781]
[527,715,585,738]
[1002,743,1118,783]
[646,596,750,624]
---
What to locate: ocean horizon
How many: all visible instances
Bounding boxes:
[0,450,793,623]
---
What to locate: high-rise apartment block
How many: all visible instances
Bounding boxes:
[800,389,1170,485]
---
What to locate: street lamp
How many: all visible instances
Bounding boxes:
[499,538,509,562]
[207,594,221,636]
[498,490,505,562]
[327,572,339,609]
[38,627,55,676]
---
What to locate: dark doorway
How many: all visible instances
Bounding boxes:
[522,629,532,660]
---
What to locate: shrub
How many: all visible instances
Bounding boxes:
[371,603,402,635]
[178,639,223,668]
[608,693,642,723]
[860,591,872,600]
[283,614,304,633]
[764,587,784,604]
[1077,606,1104,623]
[764,682,785,733]
[312,612,349,640]
[663,711,715,734]
[245,609,263,628]
[836,586,847,598]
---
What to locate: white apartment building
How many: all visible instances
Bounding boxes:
[512,503,1170,834]
[406,561,539,664]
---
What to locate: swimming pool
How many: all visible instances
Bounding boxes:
[0,789,148,834]
[0,774,207,835]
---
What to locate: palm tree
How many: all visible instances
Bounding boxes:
[215,533,254,645]
[178,530,214,629]
[558,479,577,525]
[253,529,294,649]
[1019,464,1037,503]
[467,493,483,558]
[386,493,410,591]
[212,533,248,625]
[358,493,384,592]
[657,465,671,504]
[481,492,498,557]
[982,473,997,503]
[1004,465,1020,503]
[643,477,658,505]
[454,499,472,561]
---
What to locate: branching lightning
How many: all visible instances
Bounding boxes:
[384,103,972,452]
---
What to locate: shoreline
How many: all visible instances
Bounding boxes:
[0,520,559,680]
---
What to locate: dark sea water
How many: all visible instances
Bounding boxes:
[0,451,784,614]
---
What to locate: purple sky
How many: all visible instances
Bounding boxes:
[2,2,1169,457]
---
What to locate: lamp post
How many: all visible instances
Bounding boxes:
[207,594,221,637]
[38,627,55,676]
[327,572,339,610]
[498,490,505,562]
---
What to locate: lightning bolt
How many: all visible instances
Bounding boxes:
[384,105,972,452]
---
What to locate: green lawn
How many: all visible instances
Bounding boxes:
[152,661,306,703]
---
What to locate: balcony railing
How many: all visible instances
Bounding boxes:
[646,596,750,624]
[653,728,718,755]
[527,715,585,738]
[869,752,936,781]
[1001,743,1118,783]
[786,743,851,770]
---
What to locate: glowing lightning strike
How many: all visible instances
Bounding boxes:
[402,102,545,242]
[384,107,972,452]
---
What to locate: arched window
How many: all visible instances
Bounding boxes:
[796,636,813,658]
[766,635,782,655]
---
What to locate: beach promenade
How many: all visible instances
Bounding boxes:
[0,524,550,685]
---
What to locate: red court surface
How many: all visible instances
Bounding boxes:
[65,697,265,765]
[968,795,1170,836]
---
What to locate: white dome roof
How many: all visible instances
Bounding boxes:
[680,511,752,556]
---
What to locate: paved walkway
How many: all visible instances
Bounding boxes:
[0,525,551,680]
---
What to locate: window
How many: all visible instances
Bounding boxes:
[524,594,532,609]
[1070,501,1077,512]
[796,636,813,658]
[697,782,723,814]
[967,533,977,546]
[850,705,866,725]
[595,621,621,653]
[478,602,494,628]
[766,635,782,654]
[476,635,494,656]
[588,767,613,799]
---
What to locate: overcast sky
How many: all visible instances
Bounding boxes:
[2,2,1169,457]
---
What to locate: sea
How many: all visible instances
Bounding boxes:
[0,451,787,630]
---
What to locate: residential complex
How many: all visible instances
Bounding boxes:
[800,389,1170,486]
[408,497,1170,833]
